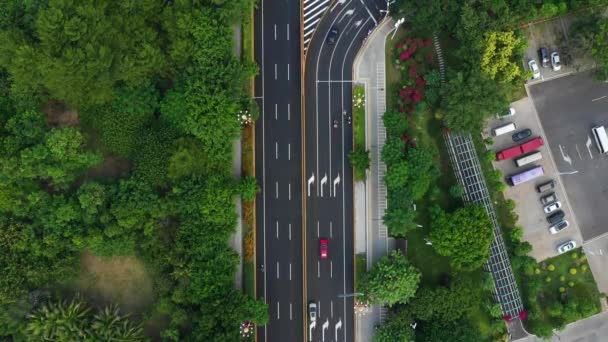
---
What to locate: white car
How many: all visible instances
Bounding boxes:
[308,302,317,323]
[551,52,561,71]
[549,220,569,234]
[528,59,541,79]
[557,240,576,254]
[496,107,516,119]
[543,201,561,214]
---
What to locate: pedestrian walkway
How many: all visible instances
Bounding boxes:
[352,17,394,342]
[303,0,331,52]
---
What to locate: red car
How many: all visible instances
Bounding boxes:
[319,239,328,259]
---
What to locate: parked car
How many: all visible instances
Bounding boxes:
[539,47,549,68]
[557,240,577,254]
[497,107,516,119]
[547,210,565,224]
[551,52,561,71]
[528,59,541,79]
[536,180,555,193]
[512,129,532,142]
[319,239,328,259]
[309,302,317,322]
[543,201,562,214]
[540,192,557,205]
[549,220,569,234]
[326,27,339,45]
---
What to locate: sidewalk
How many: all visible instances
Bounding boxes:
[231,23,243,291]
[353,17,395,342]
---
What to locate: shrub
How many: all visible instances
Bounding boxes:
[570,268,578,275]
[449,184,464,199]
[559,287,566,293]
[534,268,541,275]
[510,227,524,242]
[559,275,566,282]
[547,264,555,271]
[545,277,552,283]
[582,264,588,272]
[572,252,578,259]
[568,281,575,287]
[240,176,259,201]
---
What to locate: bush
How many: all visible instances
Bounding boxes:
[545,277,552,283]
[449,184,464,199]
[547,264,555,271]
[582,264,588,272]
[559,287,566,293]
[349,148,371,181]
[572,252,578,259]
[568,281,575,288]
[570,268,578,275]
[559,275,566,282]
[534,268,541,275]
[240,176,259,201]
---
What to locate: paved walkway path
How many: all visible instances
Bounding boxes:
[353,17,394,342]
[231,23,243,291]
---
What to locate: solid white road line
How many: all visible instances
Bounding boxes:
[303,0,322,11]
[592,95,606,102]
[288,143,291,160]
[275,141,278,159]
[275,103,278,120]
[275,181,278,199]
[276,221,279,239]
[330,260,333,278]
[286,24,290,41]
[304,18,321,33]
[274,24,277,40]
[289,223,292,240]
[277,302,280,320]
[276,261,280,279]
[287,103,291,120]
[317,261,320,278]
[289,263,292,280]
[274,64,277,80]
[290,303,293,320]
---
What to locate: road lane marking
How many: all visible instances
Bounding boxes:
[322,319,329,341]
[289,263,292,280]
[276,261,279,279]
[275,103,278,120]
[277,302,280,320]
[320,173,328,197]
[575,144,582,160]
[558,145,572,165]
[317,261,320,278]
[290,302,293,320]
[275,181,278,199]
[318,301,321,317]
[335,319,342,341]
[288,183,291,200]
[592,95,606,102]
[317,221,320,238]
[333,174,341,197]
[274,24,277,40]
[274,64,277,80]
[307,173,315,197]
[288,143,291,160]
[287,63,290,81]
[286,24,289,41]
[276,221,279,239]
[331,301,333,317]
[330,221,333,238]
[289,223,292,240]
[586,136,594,159]
[287,103,291,120]
[275,141,278,159]
[330,260,333,278]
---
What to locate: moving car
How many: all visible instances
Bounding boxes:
[326,27,339,45]
[539,47,549,68]
[512,129,532,142]
[319,239,328,259]
[551,52,561,71]
[547,210,565,224]
[528,59,540,79]
[309,302,317,322]
[557,240,577,254]
[549,220,569,234]
[543,201,562,214]
[540,192,557,205]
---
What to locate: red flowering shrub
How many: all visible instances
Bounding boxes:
[393,36,435,113]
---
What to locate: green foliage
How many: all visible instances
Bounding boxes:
[240,176,259,202]
[383,110,409,137]
[383,199,417,237]
[373,311,414,342]
[381,136,405,166]
[364,251,421,306]
[480,31,524,83]
[349,147,370,181]
[548,264,556,272]
[449,184,463,199]
[417,318,483,342]
[132,122,176,187]
[384,160,409,191]
[430,205,493,271]
[168,138,218,181]
[405,146,438,200]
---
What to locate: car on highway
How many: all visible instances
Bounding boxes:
[557,240,577,254]
[319,239,328,259]
[528,59,540,79]
[543,201,562,214]
[547,210,565,224]
[551,52,561,71]
[308,302,317,322]
[541,192,557,205]
[549,220,569,234]
[512,128,532,142]
[326,27,339,45]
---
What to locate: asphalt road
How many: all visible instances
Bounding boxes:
[254,0,303,341]
[303,1,382,341]
[529,72,608,241]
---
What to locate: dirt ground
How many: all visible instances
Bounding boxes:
[78,251,154,314]
[43,100,80,127]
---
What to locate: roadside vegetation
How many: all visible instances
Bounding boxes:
[371,0,608,340]
[0,1,266,340]
[349,84,370,181]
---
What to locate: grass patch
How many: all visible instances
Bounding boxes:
[242,0,254,94]
[356,253,367,291]
[243,261,255,297]
[353,84,366,149]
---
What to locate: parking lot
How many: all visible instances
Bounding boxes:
[529,72,608,242]
[485,97,583,261]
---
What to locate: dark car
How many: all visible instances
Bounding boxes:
[512,129,532,142]
[547,210,565,224]
[539,47,549,68]
[326,27,339,45]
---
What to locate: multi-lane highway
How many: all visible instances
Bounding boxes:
[256,0,382,341]
[304,1,381,342]
[254,0,303,341]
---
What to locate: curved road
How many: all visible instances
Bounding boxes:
[304,1,382,341]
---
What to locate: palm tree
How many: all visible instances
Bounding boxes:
[25,298,91,341]
[91,304,146,341]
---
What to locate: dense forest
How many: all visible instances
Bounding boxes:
[0,0,265,340]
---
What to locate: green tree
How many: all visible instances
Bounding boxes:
[384,161,409,191]
[481,31,524,83]
[383,202,417,237]
[418,318,482,342]
[381,136,405,166]
[364,251,421,306]
[383,110,409,136]
[404,146,438,200]
[373,312,414,342]
[91,305,146,341]
[349,147,370,181]
[430,205,493,271]
[25,299,92,340]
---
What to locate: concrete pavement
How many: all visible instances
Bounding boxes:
[514,311,608,342]
[353,17,394,342]
[231,23,243,291]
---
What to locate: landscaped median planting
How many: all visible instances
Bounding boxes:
[349,84,370,181]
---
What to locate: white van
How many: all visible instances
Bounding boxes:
[492,122,516,136]
[592,126,608,154]
[514,151,542,167]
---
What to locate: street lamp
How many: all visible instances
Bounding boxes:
[240,321,255,338]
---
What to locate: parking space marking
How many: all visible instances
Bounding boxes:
[575,144,582,160]
[559,144,572,165]
[586,136,594,159]
[592,95,606,102]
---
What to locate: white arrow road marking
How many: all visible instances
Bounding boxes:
[320,173,328,197]
[322,319,329,342]
[308,173,315,197]
[335,319,342,341]
[559,145,572,165]
[331,0,347,11]
[339,9,354,23]
[586,136,594,159]
[333,174,341,197]
[309,321,316,342]
[354,19,363,27]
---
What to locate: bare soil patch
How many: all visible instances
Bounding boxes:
[84,155,131,180]
[78,251,154,314]
[43,100,80,127]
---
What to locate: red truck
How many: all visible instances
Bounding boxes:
[496,137,543,161]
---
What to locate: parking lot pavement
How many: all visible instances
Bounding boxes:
[583,234,608,295]
[528,72,608,241]
[485,97,583,261]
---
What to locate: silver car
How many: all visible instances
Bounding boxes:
[549,220,569,235]
[528,59,540,79]
[543,201,561,214]
[308,302,317,323]
[557,240,576,254]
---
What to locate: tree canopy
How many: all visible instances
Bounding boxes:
[364,251,421,306]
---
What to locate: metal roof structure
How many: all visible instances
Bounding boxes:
[444,131,524,319]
